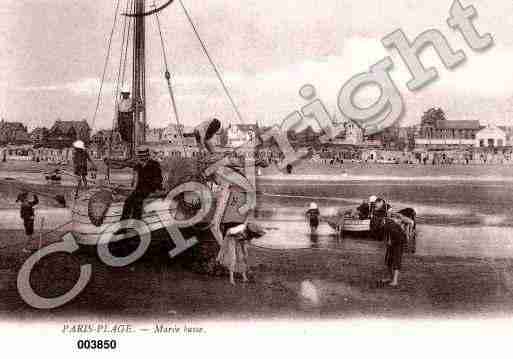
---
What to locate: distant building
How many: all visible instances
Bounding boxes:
[288,126,321,147]
[415,117,481,148]
[30,127,49,145]
[45,120,91,148]
[146,127,166,143]
[164,124,197,146]
[0,119,29,145]
[344,121,364,144]
[475,125,507,148]
[226,124,258,148]
[90,129,124,159]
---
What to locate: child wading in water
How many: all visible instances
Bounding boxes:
[217,222,265,285]
[16,192,39,253]
[305,202,320,234]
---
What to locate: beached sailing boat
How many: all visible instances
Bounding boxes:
[71,0,256,254]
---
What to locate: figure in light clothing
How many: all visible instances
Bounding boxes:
[217,222,265,285]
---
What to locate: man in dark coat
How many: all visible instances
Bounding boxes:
[382,217,407,286]
[371,198,409,287]
[120,148,163,221]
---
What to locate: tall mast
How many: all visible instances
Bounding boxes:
[132,0,146,156]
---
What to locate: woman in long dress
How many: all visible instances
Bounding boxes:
[217,222,264,285]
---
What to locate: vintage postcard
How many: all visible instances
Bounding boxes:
[1,0,512,356]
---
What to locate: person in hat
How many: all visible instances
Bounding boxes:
[72,140,97,198]
[16,192,39,253]
[305,202,320,234]
[217,222,265,285]
[120,148,163,221]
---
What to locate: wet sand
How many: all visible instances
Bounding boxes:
[1,228,513,320]
[2,161,513,319]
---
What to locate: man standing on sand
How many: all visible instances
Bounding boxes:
[372,198,408,287]
[381,216,407,287]
[16,192,39,253]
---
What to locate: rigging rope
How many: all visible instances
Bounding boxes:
[154,9,188,157]
[108,0,133,182]
[178,0,245,124]
[114,0,133,105]
[91,0,123,129]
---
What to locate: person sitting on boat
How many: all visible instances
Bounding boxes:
[357,200,371,220]
[305,202,320,234]
[72,140,97,199]
[120,148,163,222]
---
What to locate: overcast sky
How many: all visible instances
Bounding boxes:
[1,0,513,131]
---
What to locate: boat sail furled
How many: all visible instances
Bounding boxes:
[71,0,257,256]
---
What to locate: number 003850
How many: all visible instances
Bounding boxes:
[77,339,117,350]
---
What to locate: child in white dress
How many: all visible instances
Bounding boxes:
[217,222,265,285]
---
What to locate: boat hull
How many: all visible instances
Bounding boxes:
[71,187,248,246]
[325,218,370,233]
[339,219,371,232]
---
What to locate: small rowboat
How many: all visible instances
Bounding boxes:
[338,218,370,232]
[324,208,371,234]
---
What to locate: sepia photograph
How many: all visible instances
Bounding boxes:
[1,0,512,355]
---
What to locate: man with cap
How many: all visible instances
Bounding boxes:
[72,140,96,199]
[120,148,163,221]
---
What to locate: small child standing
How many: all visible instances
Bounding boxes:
[217,222,265,285]
[16,192,39,253]
[305,202,320,234]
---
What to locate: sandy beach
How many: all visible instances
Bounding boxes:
[1,228,513,320]
[2,161,513,320]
